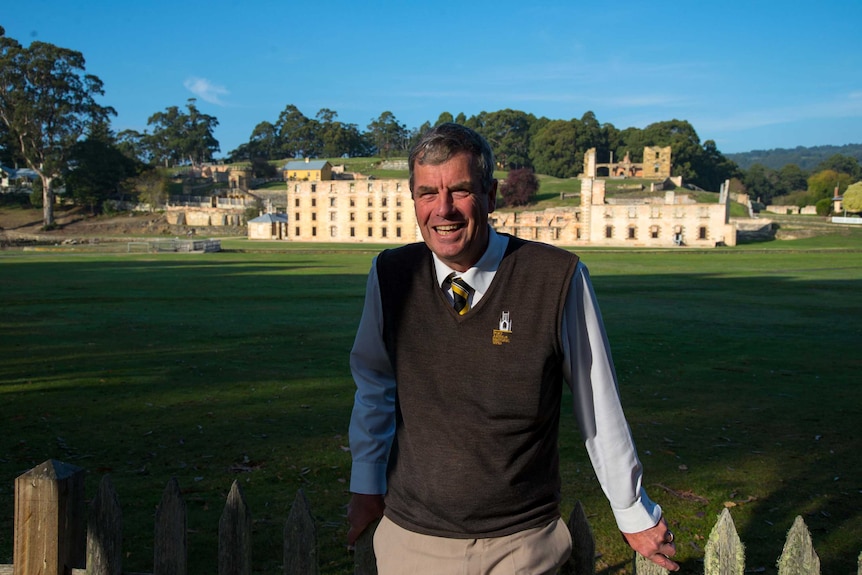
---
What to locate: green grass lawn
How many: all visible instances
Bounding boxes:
[1,244,860,574]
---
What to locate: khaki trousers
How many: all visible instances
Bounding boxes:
[373,516,572,575]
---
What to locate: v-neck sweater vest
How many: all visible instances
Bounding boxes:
[376,236,579,538]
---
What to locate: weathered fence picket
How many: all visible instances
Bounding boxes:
[2,460,859,575]
[283,489,318,575]
[217,481,251,575]
[777,516,820,575]
[87,475,123,575]
[154,478,187,575]
[704,508,745,575]
[562,501,596,575]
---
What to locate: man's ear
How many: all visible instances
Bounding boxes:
[488,179,498,214]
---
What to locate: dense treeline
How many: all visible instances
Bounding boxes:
[2,30,861,227]
[727,144,862,171]
[225,106,739,193]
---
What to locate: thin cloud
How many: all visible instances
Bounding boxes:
[183,77,229,106]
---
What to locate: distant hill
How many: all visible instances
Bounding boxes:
[727,144,862,171]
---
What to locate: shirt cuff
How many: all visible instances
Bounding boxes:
[611,488,663,533]
[349,460,388,495]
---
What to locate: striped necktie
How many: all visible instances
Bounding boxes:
[446,274,474,315]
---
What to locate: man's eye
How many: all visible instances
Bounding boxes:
[452,190,470,199]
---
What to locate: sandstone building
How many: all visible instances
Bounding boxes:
[280,174,737,247]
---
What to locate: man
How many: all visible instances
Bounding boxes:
[347,123,678,574]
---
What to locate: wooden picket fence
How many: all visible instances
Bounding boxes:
[3,460,860,575]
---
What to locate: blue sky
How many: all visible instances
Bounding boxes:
[5,0,861,156]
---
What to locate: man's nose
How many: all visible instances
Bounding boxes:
[434,190,455,215]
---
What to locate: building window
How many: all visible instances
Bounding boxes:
[294,198,300,207]
[699,226,708,240]
[367,213,373,222]
[396,227,402,238]
[605,226,613,239]
[350,226,355,237]
[368,198,373,207]
[628,226,636,240]
[311,213,317,221]
[329,197,336,207]
[311,184,316,193]
[330,226,337,237]
[295,212,300,221]
[330,212,336,221]
[396,197,402,207]
[350,212,355,221]
[368,183,373,192]
[382,197,388,207]
[367,227,373,237]
[651,226,660,239]
[312,227,317,236]
[295,226,300,236]
[350,183,355,192]
[381,228,388,238]
[396,212,402,221]
[311,198,316,207]
[350,198,355,207]
[382,212,388,221]
[576,227,582,240]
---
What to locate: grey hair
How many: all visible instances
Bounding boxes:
[408,123,495,195]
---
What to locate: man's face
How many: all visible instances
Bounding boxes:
[412,152,497,272]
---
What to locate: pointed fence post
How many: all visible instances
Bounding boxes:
[353,520,378,575]
[154,478,187,575]
[561,501,595,575]
[777,516,820,575]
[218,481,252,575]
[704,508,745,575]
[87,475,123,575]
[283,489,318,575]
[13,460,86,575]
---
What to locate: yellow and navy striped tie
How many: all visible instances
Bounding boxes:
[448,274,474,315]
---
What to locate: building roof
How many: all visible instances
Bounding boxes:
[282,160,330,171]
[0,166,39,180]
[249,213,288,223]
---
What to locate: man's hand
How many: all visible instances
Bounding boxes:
[347,493,385,545]
[622,518,679,571]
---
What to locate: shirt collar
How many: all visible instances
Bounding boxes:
[432,227,508,296]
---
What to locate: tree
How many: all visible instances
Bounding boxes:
[124,169,167,211]
[0,36,115,227]
[843,181,862,213]
[775,163,808,197]
[434,112,454,127]
[499,168,539,207]
[147,98,219,167]
[530,120,580,178]
[743,163,778,204]
[65,136,140,213]
[471,109,535,169]
[275,105,319,158]
[807,169,852,203]
[367,111,408,157]
[814,154,862,180]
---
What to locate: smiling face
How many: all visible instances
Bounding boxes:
[412,152,497,272]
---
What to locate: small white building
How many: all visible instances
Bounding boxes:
[248,213,288,240]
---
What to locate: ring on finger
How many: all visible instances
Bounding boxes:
[665,531,674,544]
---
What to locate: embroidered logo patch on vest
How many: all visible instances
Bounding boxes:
[492,311,512,345]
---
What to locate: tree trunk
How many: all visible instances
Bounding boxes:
[42,174,55,228]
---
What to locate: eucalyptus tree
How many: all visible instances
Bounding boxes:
[0,34,115,227]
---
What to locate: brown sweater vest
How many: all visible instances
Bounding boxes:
[377,236,579,537]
